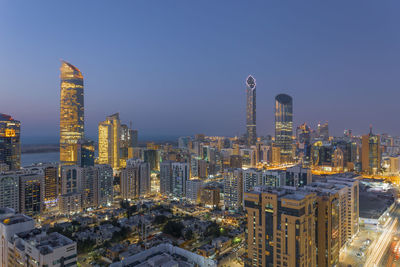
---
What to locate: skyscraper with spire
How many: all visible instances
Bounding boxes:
[60,61,84,165]
[246,75,256,146]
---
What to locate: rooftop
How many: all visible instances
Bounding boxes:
[1,214,33,226]
[16,229,75,255]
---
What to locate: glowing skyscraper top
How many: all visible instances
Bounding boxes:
[246,75,256,146]
[60,61,84,165]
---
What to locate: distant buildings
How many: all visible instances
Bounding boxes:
[362,128,381,174]
[185,179,203,202]
[0,113,20,170]
[60,61,84,165]
[246,75,257,146]
[275,93,293,162]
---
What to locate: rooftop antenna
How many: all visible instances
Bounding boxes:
[369,124,373,134]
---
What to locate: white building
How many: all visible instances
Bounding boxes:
[0,173,19,211]
[223,168,243,211]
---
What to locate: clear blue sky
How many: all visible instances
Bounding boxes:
[0,1,399,143]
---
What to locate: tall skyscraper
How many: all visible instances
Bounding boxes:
[361,127,381,174]
[77,139,95,167]
[0,113,21,170]
[246,75,256,146]
[60,61,84,165]
[98,113,121,169]
[275,94,293,162]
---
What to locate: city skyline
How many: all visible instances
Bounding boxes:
[1,1,400,143]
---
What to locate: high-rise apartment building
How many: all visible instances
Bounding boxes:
[0,172,19,211]
[198,186,220,208]
[361,128,381,174]
[160,160,173,195]
[43,164,58,208]
[98,113,121,169]
[121,159,150,199]
[275,94,293,162]
[0,113,21,170]
[60,61,84,165]
[244,187,316,267]
[185,179,203,202]
[223,168,243,211]
[171,162,190,198]
[246,75,257,146]
[96,164,114,206]
[19,173,44,217]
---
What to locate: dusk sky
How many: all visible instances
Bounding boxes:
[1,1,399,143]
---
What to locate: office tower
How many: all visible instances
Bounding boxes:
[198,186,220,208]
[121,159,150,199]
[185,179,203,202]
[0,113,21,170]
[0,173,19,211]
[171,162,190,198]
[317,122,329,140]
[223,168,243,211]
[0,210,35,267]
[98,113,121,169]
[178,136,191,149]
[361,128,381,174]
[120,124,136,165]
[229,155,242,168]
[19,173,44,217]
[160,160,173,195]
[271,146,281,164]
[60,61,84,165]
[144,149,159,171]
[77,139,95,167]
[246,75,256,146]
[244,187,316,267]
[332,147,344,170]
[275,94,293,162]
[96,164,114,206]
[43,164,58,208]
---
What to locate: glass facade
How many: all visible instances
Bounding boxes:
[275,94,293,162]
[0,113,21,170]
[60,61,84,165]
[246,75,256,146]
[98,113,121,169]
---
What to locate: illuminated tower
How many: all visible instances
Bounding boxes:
[0,113,21,170]
[275,94,293,162]
[361,126,381,174]
[98,113,121,169]
[60,61,84,165]
[246,75,256,146]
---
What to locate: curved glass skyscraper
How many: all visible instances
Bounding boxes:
[275,94,293,162]
[246,75,256,146]
[60,61,84,165]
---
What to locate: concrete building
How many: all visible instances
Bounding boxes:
[0,172,19,211]
[198,186,220,208]
[110,243,216,267]
[11,229,77,267]
[19,173,44,217]
[361,128,381,174]
[185,179,203,202]
[244,186,316,267]
[58,192,82,214]
[121,159,150,199]
[223,169,243,211]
